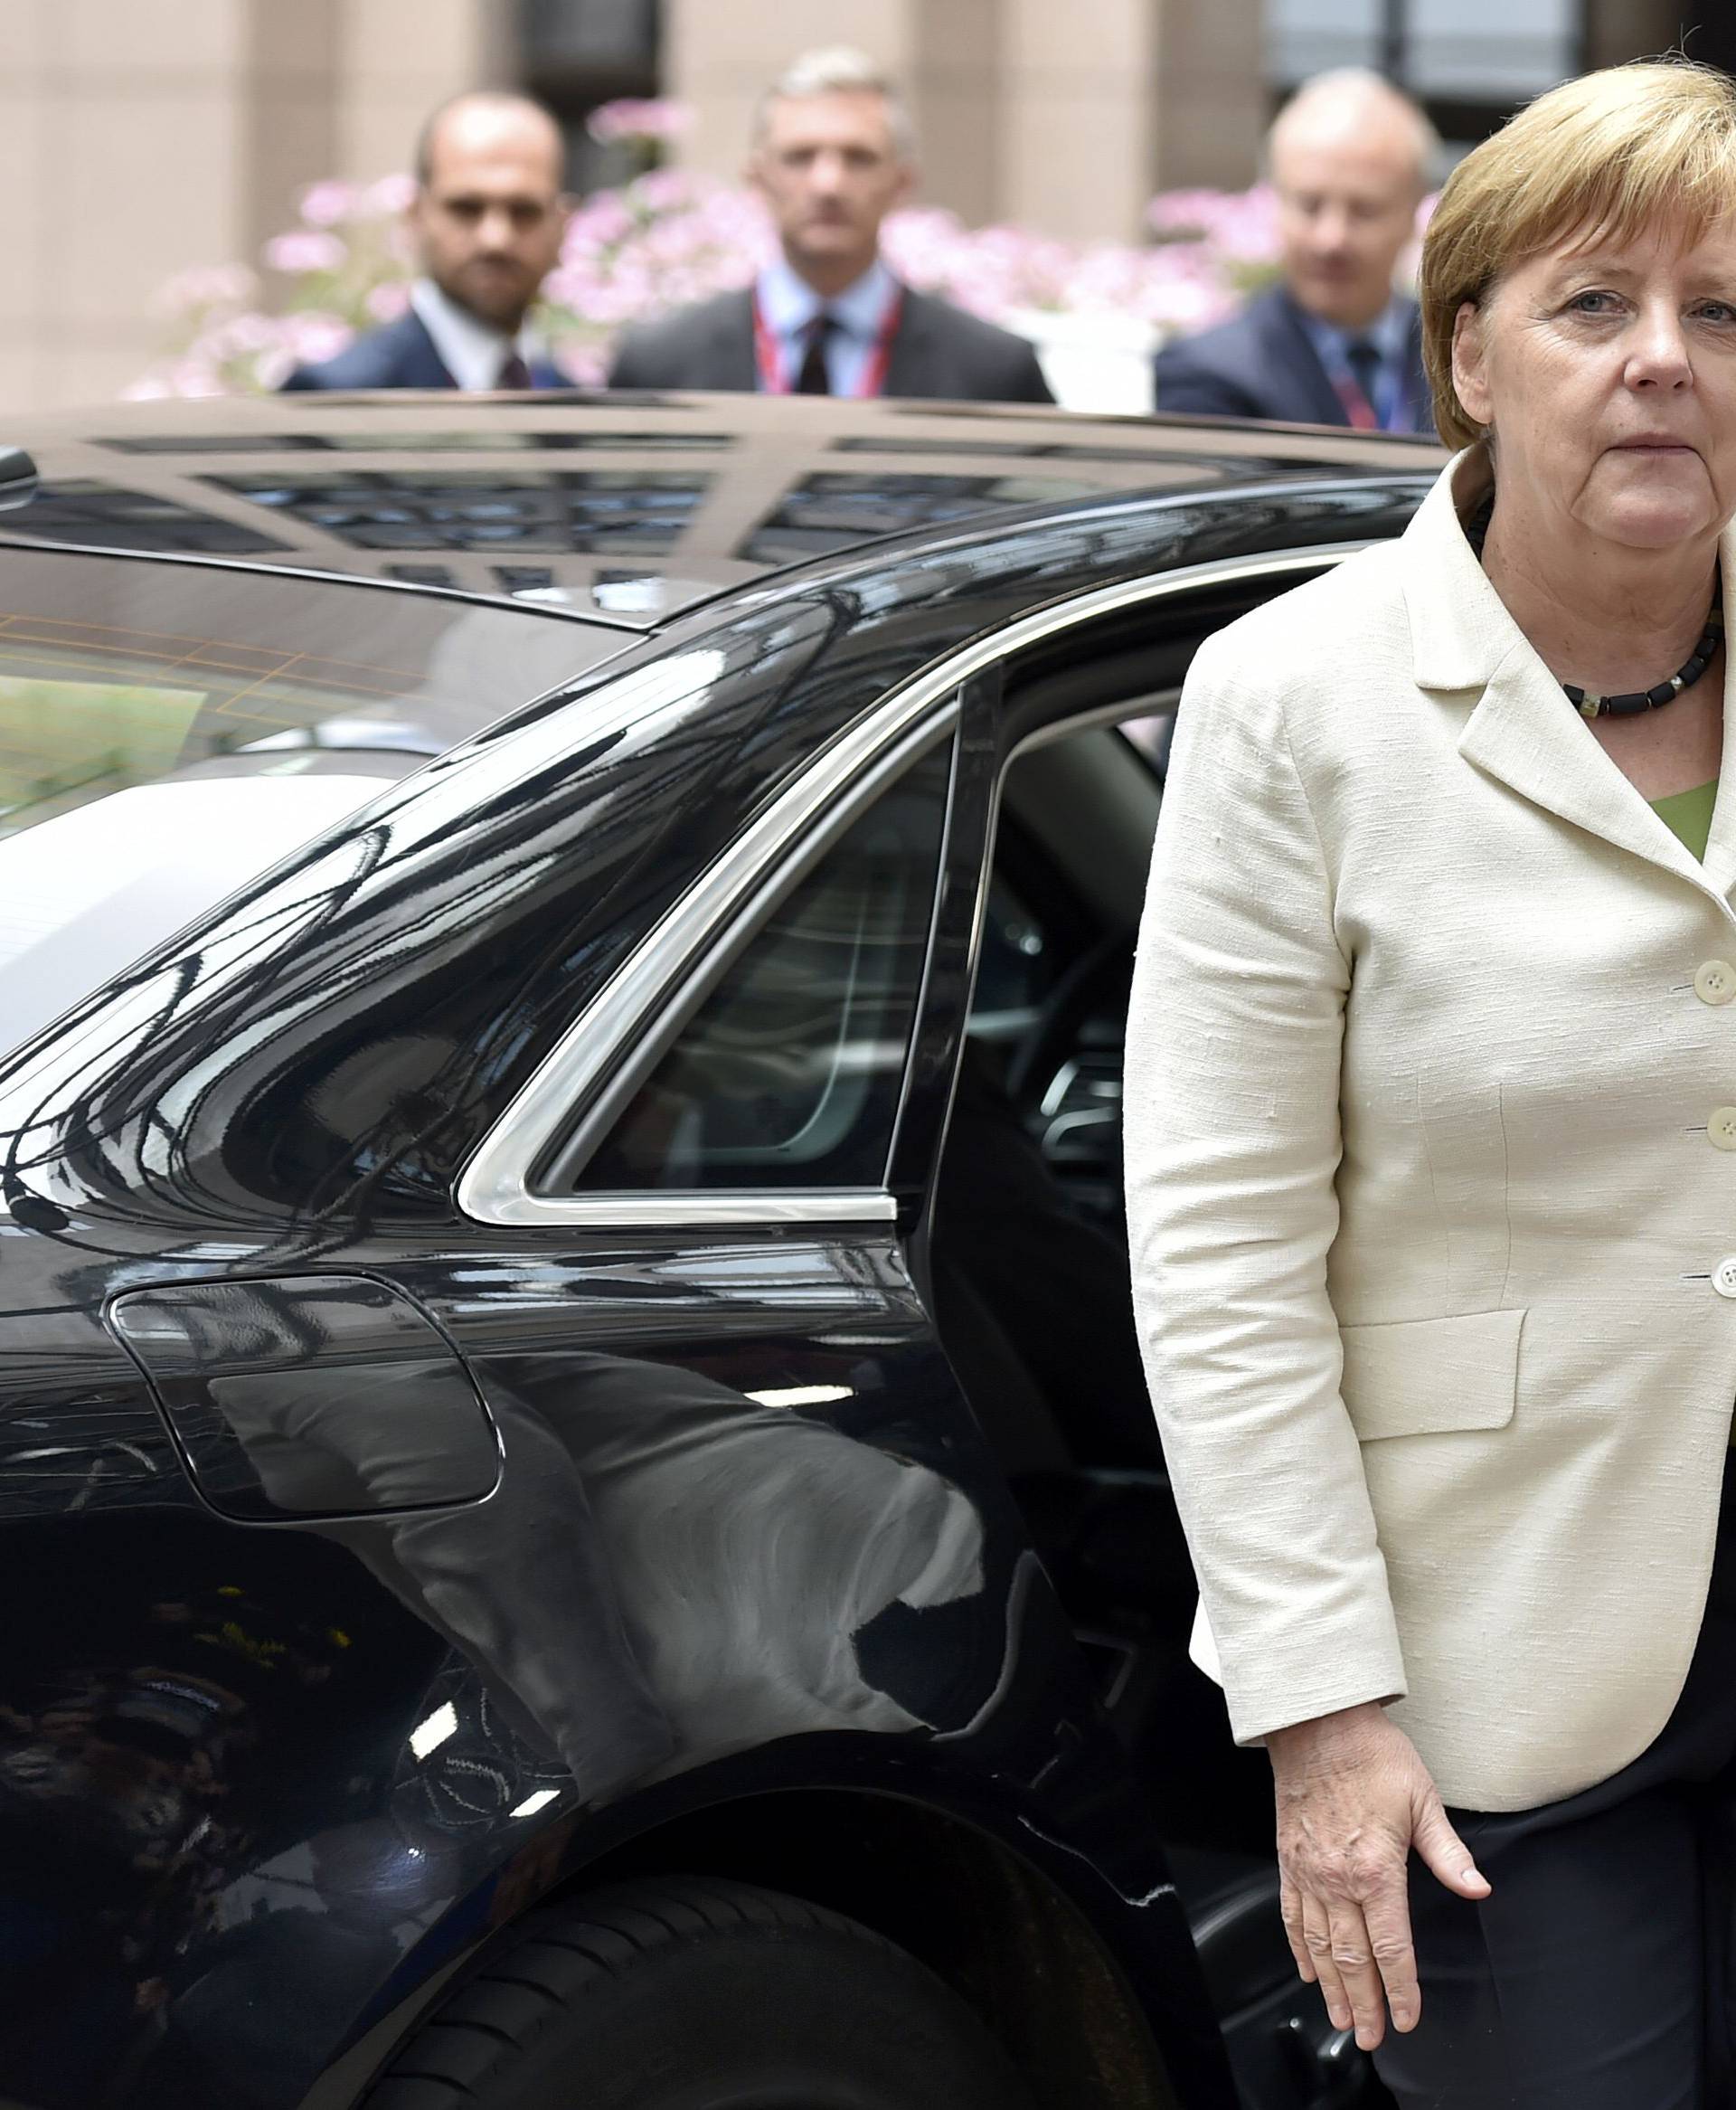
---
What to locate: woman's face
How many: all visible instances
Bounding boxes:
[1453,213,1736,550]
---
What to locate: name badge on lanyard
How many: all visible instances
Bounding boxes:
[752,287,905,398]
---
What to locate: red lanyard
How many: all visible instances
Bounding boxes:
[752,285,905,398]
[1329,370,1381,432]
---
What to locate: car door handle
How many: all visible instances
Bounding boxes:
[108,1273,502,1524]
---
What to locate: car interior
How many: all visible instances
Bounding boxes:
[923,582,1391,2110]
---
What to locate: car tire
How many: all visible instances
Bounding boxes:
[362,1872,1038,2110]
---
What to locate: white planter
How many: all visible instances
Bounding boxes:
[1005,305,1161,416]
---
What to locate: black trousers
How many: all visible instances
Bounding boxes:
[1374,1455,1736,2108]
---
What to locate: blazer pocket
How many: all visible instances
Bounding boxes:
[1339,1309,1524,1443]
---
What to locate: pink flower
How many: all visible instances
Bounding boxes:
[265,231,348,275]
[168,355,226,398]
[1147,183,1282,272]
[366,281,411,322]
[588,98,693,146]
[283,311,354,363]
[367,172,419,217]
[137,165,1361,401]
[214,311,281,354]
[565,194,635,249]
[153,262,257,317]
[633,168,714,214]
[299,180,360,227]
[551,343,609,385]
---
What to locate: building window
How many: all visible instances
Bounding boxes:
[1269,0,1584,156]
[515,0,662,192]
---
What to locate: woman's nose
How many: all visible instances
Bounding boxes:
[1627,308,1694,387]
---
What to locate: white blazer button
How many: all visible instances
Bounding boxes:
[1698,960,1736,1005]
[1717,1259,1736,1297]
[1712,1109,1736,1150]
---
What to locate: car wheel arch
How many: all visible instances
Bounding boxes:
[316,1784,1181,2110]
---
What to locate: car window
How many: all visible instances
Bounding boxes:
[968,714,1174,1036]
[1118,711,1175,776]
[973,871,1059,1021]
[0,546,623,1059]
[562,739,952,1197]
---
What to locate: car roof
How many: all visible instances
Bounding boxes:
[0,390,1444,630]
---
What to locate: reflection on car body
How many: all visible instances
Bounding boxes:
[0,389,1440,2110]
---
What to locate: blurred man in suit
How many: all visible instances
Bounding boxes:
[607,48,1053,404]
[284,92,572,392]
[1155,71,1436,431]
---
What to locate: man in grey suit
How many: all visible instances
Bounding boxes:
[607,49,1053,406]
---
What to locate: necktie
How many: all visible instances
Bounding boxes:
[495,350,533,391]
[794,314,838,395]
[1345,338,1382,427]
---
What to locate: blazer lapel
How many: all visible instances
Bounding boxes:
[1407,448,1736,900]
[397,311,459,389]
[713,291,758,392]
[1257,290,1347,427]
[882,286,932,398]
[1690,554,1736,897]
[1459,645,1716,892]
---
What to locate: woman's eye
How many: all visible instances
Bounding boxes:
[1568,289,1618,315]
[1695,301,1736,324]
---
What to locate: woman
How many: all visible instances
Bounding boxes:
[1127,59,1736,2105]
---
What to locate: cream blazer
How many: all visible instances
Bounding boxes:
[1126,446,1736,1813]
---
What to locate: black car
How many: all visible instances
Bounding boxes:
[0,391,1440,2110]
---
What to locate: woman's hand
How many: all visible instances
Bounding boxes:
[1268,1700,1490,2051]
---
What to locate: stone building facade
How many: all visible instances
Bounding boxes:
[4,0,1727,412]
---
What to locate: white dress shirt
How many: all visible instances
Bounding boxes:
[409,279,539,392]
[752,255,902,397]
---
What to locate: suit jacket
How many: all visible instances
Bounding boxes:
[1126,444,1736,1813]
[605,284,1054,404]
[1154,283,1430,431]
[279,309,567,392]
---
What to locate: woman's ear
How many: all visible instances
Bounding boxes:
[1451,298,1494,431]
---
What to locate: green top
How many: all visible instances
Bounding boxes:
[1651,779,1719,862]
[1646,780,1725,1441]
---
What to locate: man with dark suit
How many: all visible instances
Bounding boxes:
[607,48,1052,406]
[283,92,572,393]
[1155,71,1436,432]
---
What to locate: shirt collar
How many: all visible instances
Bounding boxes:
[410,278,535,392]
[1296,294,1409,370]
[755,253,900,343]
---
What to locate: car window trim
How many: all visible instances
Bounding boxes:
[455,540,1371,1232]
[0,532,647,633]
[533,713,958,1202]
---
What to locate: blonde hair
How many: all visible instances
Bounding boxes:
[1420,60,1736,448]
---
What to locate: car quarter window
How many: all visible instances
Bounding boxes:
[0,545,626,1061]
[553,736,953,1197]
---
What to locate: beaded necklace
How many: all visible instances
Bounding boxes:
[1465,490,1723,720]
